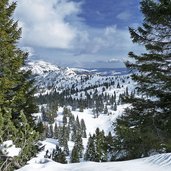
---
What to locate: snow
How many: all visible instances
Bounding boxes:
[24,60,133,97]
[16,153,171,171]
[14,134,171,171]
[0,140,21,157]
[17,60,171,171]
[71,104,129,135]
[26,60,60,75]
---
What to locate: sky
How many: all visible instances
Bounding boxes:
[13,0,144,67]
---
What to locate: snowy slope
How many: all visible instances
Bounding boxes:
[17,153,171,171]
[17,60,171,171]
[24,60,132,95]
[16,106,171,171]
[71,105,129,135]
[25,60,60,75]
[25,60,81,94]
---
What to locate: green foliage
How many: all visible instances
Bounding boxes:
[0,0,39,168]
[94,128,107,162]
[80,119,87,138]
[53,123,59,139]
[52,146,67,164]
[70,145,80,163]
[16,111,39,164]
[103,105,108,114]
[84,135,96,161]
[74,133,84,158]
[114,0,171,160]
[58,125,69,146]
[84,128,109,162]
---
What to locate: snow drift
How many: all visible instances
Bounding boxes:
[17,153,171,171]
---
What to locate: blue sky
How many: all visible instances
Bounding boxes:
[75,0,141,28]
[13,0,144,67]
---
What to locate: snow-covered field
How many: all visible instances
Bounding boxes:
[54,105,127,135]
[16,106,171,171]
[15,60,171,171]
[17,152,171,171]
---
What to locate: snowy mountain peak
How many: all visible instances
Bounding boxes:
[26,60,60,75]
[64,67,76,76]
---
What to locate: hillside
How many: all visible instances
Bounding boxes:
[17,147,171,171]
[13,60,171,171]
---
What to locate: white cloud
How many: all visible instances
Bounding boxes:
[14,0,81,49]
[11,0,144,65]
[104,26,117,36]
[76,25,139,55]
[116,11,131,21]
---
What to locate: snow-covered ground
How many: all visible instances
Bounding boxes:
[15,106,171,171]
[16,60,171,171]
[0,140,21,157]
[54,104,128,137]
[17,152,171,171]
[71,105,129,135]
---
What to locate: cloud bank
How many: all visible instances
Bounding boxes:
[12,0,144,66]
[14,0,81,49]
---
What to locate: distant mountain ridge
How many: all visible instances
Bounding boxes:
[24,60,130,95]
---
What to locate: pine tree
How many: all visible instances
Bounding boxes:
[94,128,107,162]
[113,102,117,111]
[84,135,96,161]
[52,146,67,164]
[63,115,67,126]
[58,125,69,146]
[48,124,54,138]
[16,111,39,164]
[36,121,44,139]
[74,133,84,158]
[70,145,80,163]
[80,119,87,138]
[54,123,59,139]
[63,140,69,156]
[76,116,81,131]
[105,131,114,161]
[114,0,171,160]
[103,104,108,114]
[0,0,39,168]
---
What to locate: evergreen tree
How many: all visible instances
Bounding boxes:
[0,0,39,168]
[74,133,84,158]
[105,131,115,161]
[16,111,39,165]
[70,145,80,163]
[85,129,108,162]
[52,146,67,164]
[80,119,87,138]
[94,128,107,162]
[76,116,81,131]
[103,104,108,114]
[113,102,117,111]
[63,140,69,156]
[58,125,69,146]
[36,121,44,139]
[68,113,75,128]
[114,0,171,160]
[63,115,67,126]
[54,123,59,139]
[84,135,96,161]
[63,107,69,117]
[48,124,54,138]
